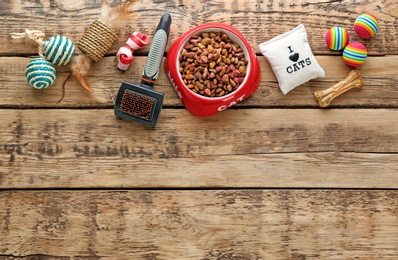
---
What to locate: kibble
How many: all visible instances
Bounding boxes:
[179,31,248,97]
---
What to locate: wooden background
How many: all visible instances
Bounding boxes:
[1,0,398,259]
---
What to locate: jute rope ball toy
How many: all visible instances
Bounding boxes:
[63,19,118,95]
[63,0,138,98]
[78,20,117,63]
[11,29,75,89]
[43,35,76,65]
[12,0,137,101]
[25,58,57,89]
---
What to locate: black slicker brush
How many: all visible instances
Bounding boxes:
[115,13,172,127]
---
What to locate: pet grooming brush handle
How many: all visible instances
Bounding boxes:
[141,13,172,87]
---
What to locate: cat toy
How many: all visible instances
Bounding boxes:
[11,30,75,89]
[60,0,138,102]
[116,32,149,70]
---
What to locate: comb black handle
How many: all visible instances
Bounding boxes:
[141,13,172,87]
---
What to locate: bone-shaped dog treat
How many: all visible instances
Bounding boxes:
[314,70,364,108]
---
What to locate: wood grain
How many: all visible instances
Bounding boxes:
[1,190,398,259]
[1,108,398,189]
[1,55,397,108]
[1,0,397,56]
[1,0,398,258]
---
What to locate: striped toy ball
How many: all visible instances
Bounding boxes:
[42,35,75,66]
[325,27,350,50]
[354,13,379,39]
[25,58,56,89]
[343,42,368,67]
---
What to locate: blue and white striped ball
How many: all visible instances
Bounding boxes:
[25,58,56,89]
[42,35,75,66]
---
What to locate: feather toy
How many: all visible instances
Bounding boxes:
[59,0,137,103]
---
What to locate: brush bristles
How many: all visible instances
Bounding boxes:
[119,89,156,121]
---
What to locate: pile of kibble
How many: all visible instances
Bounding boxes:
[179,31,248,97]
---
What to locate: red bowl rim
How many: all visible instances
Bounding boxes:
[169,22,256,101]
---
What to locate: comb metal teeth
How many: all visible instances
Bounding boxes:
[114,81,164,128]
[119,89,157,121]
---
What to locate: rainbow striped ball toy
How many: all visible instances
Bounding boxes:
[354,13,379,39]
[25,58,56,89]
[42,35,75,66]
[325,27,350,50]
[343,42,368,67]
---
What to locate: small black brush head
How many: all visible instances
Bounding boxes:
[114,81,164,128]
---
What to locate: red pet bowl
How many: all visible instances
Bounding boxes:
[165,22,261,117]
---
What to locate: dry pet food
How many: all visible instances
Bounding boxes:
[179,32,248,97]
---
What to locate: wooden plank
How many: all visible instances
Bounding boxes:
[1,55,397,108]
[1,190,398,258]
[1,0,396,55]
[1,109,398,189]
[2,1,398,259]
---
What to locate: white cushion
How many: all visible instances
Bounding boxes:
[258,24,325,94]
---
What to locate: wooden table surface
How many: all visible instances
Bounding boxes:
[1,0,398,259]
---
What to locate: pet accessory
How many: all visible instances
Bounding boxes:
[325,27,350,51]
[11,30,75,66]
[116,32,149,70]
[165,22,261,117]
[25,58,57,89]
[11,30,75,89]
[114,13,172,128]
[343,42,367,67]
[258,24,325,95]
[77,20,117,63]
[42,35,75,66]
[354,13,379,39]
[65,20,118,93]
[59,0,137,103]
[314,70,364,107]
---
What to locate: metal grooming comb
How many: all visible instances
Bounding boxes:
[114,13,172,127]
